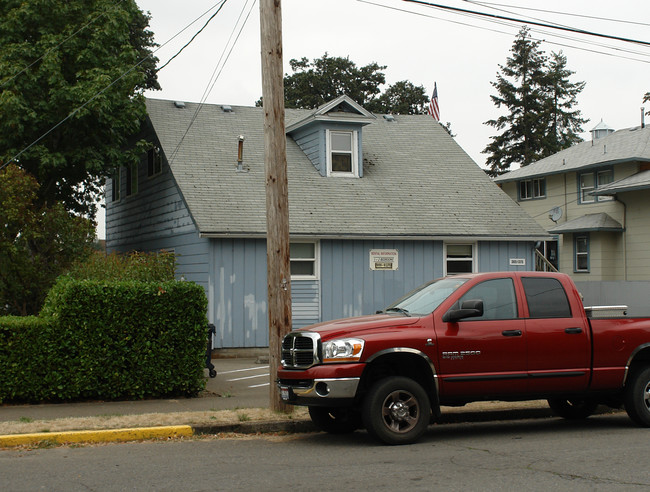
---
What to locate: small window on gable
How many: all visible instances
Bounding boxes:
[148,147,162,177]
[327,130,358,177]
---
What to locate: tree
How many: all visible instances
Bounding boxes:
[483,27,587,177]
[543,51,587,154]
[0,164,95,316]
[365,80,429,115]
[0,0,159,217]
[257,53,435,118]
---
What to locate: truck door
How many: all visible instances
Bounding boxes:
[521,277,590,393]
[436,277,528,399]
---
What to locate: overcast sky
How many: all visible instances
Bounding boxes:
[99,0,650,238]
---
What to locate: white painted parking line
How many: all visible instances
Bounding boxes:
[219,365,269,375]
[248,382,270,388]
[227,373,270,382]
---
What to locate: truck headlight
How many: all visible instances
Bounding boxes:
[322,338,364,363]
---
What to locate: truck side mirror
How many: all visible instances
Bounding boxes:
[442,299,484,323]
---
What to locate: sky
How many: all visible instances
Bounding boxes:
[99,0,650,238]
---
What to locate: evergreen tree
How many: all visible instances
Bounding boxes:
[483,27,586,176]
[543,51,587,154]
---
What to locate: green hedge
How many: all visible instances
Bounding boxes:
[0,279,208,403]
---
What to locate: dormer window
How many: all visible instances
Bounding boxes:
[327,129,358,177]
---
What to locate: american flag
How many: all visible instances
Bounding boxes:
[428,82,440,121]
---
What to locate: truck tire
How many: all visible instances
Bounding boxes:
[624,366,650,426]
[547,398,598,419]
[308,406,360,434]
[362,376,430,445]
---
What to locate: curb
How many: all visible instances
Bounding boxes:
[0,426,193,448]
[0,407,587,448]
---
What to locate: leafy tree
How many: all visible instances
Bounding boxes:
[0,164,95,316]
[483,27,586,176]
[257,53,437,120]
[0,0,159,217]
[365,80,429,115]
[644,92,650,115]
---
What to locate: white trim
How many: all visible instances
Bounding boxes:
[443,242,477,276]
[326,129,359,177]
[290,240,320,280]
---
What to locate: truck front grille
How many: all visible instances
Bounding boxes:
[281,332,321,369]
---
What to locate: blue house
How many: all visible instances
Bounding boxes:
[106,95,548,349]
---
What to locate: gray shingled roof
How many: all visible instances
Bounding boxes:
[494,125,650,184]
[548,213,623,233]
[146,98,548,239]
[591,169,650,196]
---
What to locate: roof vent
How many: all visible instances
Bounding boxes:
[383,114,395,122]
[173,101,186,109]
[221,105,233,113]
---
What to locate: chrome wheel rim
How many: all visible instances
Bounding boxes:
[644,381,650,411]
[381,390,420,433]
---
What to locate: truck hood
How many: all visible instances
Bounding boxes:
[297,314,421,340]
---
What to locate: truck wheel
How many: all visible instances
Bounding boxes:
[308,406,360,434]
[362,376,430,445]
[547,398,598,419]
[624,366,650,426]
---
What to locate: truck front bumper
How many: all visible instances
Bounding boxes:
[277,363,364,406]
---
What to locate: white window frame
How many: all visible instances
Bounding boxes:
[326,129,359,177]
[290,241,320,280]
[444,243,477,276]
[579,169,613,203]
[519,178,546,200]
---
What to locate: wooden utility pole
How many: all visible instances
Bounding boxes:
[260,0,292,412]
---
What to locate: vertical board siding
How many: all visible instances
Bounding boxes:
[477,241,536,272]
[211,238,268,348]
[320,240,443,322]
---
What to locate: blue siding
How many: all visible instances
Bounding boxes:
[105,153,209,292]
[477,241,535,272]
[290,126,322,174]
[320,240,443,321]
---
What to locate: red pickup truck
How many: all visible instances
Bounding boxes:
[278,272,650,444]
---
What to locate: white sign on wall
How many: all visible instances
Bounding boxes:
[509,258,526,266]
[370,249,399,271]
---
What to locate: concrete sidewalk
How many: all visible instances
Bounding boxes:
[0,357,566,447]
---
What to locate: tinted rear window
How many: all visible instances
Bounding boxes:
[521,277,571,318]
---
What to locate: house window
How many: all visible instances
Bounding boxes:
[111,168,120,202]
[445,244,475,275]
[579,169,613,203]
[148,147,162,177]
[519,178,546,200]
[327,130,358,177]
[290,242,318,278]
[574,234,589,273]
[125,162,138,197]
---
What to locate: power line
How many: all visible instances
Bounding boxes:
[464,1,650,28]
[156,0,228,73]
[166,0,257,166]
[403,0,650,47]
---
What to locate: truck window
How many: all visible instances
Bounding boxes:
[521,277,571,318]
[457,278,518,320]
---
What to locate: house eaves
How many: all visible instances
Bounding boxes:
[285,94,376,134]
[590,169,650,196]
[494,126,650,184]
[548,213,624,234]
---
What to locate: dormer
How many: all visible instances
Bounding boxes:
[287,95,375,178]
